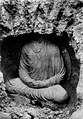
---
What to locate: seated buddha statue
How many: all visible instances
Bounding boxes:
[5,38,71,103]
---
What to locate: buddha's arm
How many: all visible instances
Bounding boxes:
[19,66,47,88]
[19,56,65,88]
[49,56,66,84]
[19,67,64,88]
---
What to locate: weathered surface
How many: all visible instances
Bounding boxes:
[1,0,83,118]
[0,0,82,37]
[0,92,79,119]
[70,106,83,119]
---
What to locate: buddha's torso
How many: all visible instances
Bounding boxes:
[20,41,65,81]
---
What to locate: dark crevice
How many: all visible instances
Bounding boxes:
[71,1,83,9]
[56,8,64,22]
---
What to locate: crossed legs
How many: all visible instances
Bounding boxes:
[5,78,68,103]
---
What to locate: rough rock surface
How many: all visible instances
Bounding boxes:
[0,0,83,37]
[70,105,83,119]
[0,92,80,119]
[1,0,83,119]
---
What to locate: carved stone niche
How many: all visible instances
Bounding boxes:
[0,0,83,107]
[1,32,80,106]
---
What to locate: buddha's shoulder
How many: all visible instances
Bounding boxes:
[22,43,33,53]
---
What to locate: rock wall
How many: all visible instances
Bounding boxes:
[0,0,82,36]
[0,0,83,101]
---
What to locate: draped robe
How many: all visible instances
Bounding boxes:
[19,41,66,88]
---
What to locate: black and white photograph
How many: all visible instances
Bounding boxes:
[0,0,83,118]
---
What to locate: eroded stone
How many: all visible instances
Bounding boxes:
[70,106,83,119]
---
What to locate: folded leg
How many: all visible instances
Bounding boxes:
[5,78,68,103]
